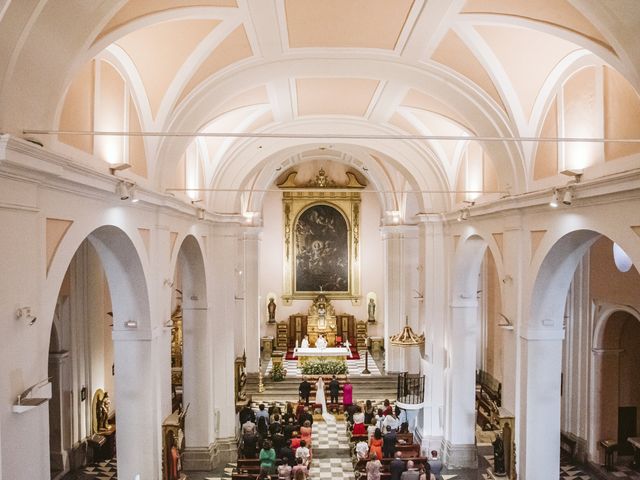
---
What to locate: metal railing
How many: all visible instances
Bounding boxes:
[396,373,425,404]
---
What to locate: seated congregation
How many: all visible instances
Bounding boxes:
[236,380,443,480]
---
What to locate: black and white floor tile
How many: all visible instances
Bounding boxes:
[79,458,117,479]
[312,419,349,450]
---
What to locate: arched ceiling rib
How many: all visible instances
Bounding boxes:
[1,0,640,215]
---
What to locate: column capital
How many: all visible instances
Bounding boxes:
[415,213,445,224]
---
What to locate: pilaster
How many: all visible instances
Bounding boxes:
[381,224,419,373]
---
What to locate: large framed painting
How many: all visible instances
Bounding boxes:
[295,203,349,292]
[279,169,363,302]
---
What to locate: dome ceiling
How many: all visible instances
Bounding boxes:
[1,0,639,216]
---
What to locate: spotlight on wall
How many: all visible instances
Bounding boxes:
[461,208,470,221]
[16,307,37,326]
[116,181,131,200]
[562,188,573,206]
[130,188,139,203]
[124,320,138,328]
[549,189,559,208]
[197,208,205,220]
[457,210,463,222]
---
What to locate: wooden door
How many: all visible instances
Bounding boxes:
[618,406,637,455]
[288,315,307,348]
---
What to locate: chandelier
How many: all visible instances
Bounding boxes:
[389,316,425,347]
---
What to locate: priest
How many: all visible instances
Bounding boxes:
[315,334,328,350]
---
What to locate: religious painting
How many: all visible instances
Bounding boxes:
[279,168,364,302]
[295,204,349,292]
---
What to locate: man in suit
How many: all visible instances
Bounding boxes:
[400,460,420,480]
[383,425,397,459]
[389,451,406,480]
[299,377,311,405]
[429,450,443,478]
[329,375,340,405]
[298,406,313,427]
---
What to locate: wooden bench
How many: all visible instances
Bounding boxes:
[560,431,577,460]
[475,370,501,430]
[355,457,429,472]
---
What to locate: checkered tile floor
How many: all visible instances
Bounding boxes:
[265,356,381,377]
[312,419,349,449]
[311,457,355,480]
[78,458,117,479]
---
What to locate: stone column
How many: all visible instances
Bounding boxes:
[443,301,478,468]
[382,225,419,373]
[112,330,160,480]
[419,216,446,450]
[209,227,240,466]
[241,228,261,373]
[48,351,71,473]
[518,329,564,479]
[590,348,622,464]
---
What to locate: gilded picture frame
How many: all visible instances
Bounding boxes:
[280,170,362,302]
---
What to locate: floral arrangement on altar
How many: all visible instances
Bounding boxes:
[301,359,348,375]
[270,363,287,382]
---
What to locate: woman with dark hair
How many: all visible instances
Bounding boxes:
[283,402,296,424]
[369,428,383,461]
[364,399,375,424]
[259,439,276,474]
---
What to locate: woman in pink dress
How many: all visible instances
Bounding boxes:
[342,377,353,406]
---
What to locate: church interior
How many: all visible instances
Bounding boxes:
[1,1,640,479]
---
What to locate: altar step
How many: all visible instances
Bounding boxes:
[245,373,398,403]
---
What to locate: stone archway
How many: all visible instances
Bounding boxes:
[590,304,640,463]
[444,234,505,468]
[170,234,213,469]
[46,225,156,480]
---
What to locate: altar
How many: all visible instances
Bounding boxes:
[293,346,352,365]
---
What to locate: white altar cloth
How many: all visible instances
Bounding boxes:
[293,346,352,358]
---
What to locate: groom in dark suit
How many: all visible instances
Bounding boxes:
[299,377,311,405]
[329,375,340,404]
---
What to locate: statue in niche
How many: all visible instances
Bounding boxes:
[96,391,111,431]
[367,298,376,322]
[492,433,506,475]
[267,297,276,323]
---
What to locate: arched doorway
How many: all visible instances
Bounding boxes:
[522,229,640,479]
[170,235,212,471]
[591,307,640,463]
[46,225,154,479]
[445,234,506,468]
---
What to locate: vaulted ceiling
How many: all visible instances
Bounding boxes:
[1,0,639,216]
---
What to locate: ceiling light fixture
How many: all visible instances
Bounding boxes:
[549,189,559,208]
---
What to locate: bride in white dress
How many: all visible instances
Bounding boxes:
[315,376,335,423]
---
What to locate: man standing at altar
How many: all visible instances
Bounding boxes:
[315,334,328,349]
[299,377,311,405]
[329,375,340,405]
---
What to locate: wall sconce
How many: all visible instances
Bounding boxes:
[16,307,37,326]
[124,320,138,328]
